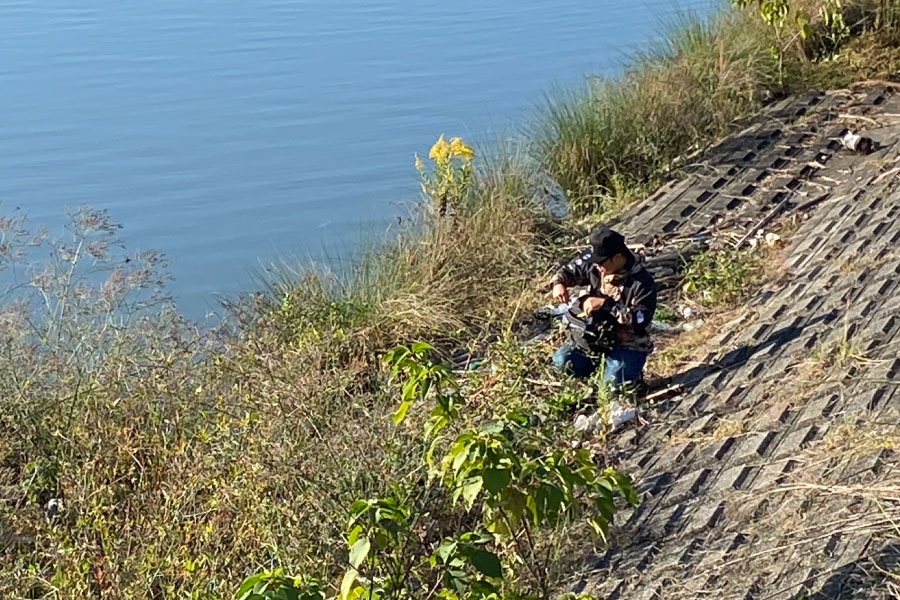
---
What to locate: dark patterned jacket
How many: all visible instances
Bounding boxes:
[551,250,657,353]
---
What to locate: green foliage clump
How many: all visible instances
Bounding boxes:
[239,344,638,600]
[654,304,679,325]
[683,247,764,307]
[238,571,326,600]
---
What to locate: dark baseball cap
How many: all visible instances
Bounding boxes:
[589,226,628,264]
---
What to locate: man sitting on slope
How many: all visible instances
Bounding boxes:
[550,226,657,428]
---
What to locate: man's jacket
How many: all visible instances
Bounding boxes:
[551,250,657,353]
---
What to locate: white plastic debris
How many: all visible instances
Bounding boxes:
[573,412,601,434]
[610,404,638,430]
[764,232,782,247]
[840,130,874,154]
[46,498,63,520]
[682,307,693,319]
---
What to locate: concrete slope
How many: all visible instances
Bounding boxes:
[581,84,900,600]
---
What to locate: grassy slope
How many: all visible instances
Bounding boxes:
[3,2,900,598]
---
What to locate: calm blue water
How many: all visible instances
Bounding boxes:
[0,0,714,319]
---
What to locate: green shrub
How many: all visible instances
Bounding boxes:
[238,344,638,600]
[654,304,679,325]
[683,247,764,307]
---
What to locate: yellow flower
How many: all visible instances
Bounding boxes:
[449,137,475,160]
[414,153,425,172]
[429,134,450,162]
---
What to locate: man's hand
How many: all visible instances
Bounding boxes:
[551,283,569,303]
[581,295,609,315]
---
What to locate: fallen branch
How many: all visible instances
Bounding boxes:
[838,113,881,126]
[874,166,900,184]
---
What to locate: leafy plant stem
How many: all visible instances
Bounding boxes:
[498,506,544,596]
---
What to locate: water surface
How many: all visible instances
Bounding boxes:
[0,0,715,318]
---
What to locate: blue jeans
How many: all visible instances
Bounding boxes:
[552,343,648,387]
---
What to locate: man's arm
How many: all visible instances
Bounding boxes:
[551,249,594,289]
[624,275,657,335]
[585,272,657,334]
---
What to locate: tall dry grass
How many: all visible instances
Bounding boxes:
[0,153,563,598]
[533,1,900,215]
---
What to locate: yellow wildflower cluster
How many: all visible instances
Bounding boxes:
[427,134,474,163]
[416,134,475,214]
[449,137,474,159]
[429,135,450,161]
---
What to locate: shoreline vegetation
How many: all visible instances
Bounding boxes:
[3,1,900,598]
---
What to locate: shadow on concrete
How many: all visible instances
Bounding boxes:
[789,541,900,600]
[666,309,840,396]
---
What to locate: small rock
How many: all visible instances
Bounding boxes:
[683,319,705,332]
[651,321,681,334]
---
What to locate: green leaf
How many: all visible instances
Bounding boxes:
[480,421,505,434]
[279,587,301,600]
[420,377,432,400]
[795,15,810,38]
[237,573,264,599]
[349,500,371,521]
[544,483,565,519]
[469,550,503,579]
[374,530,390,550]
[612,471,640,506]
[382,346,406,367]
[460,531,492,545]
[451,443,472,476]
[482,468,511,494]
[347,525,363,548]
[340,570,359,600]
[500,487,526,526]
[402,379,419,402]
[349,537,370,569]
[459,476,484,510]
[411,341,433,354]
[596,496,615,523]
[435,538,458,563]
[393,400,413,425]
[486,516,510,536]
[505,411,530,427]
